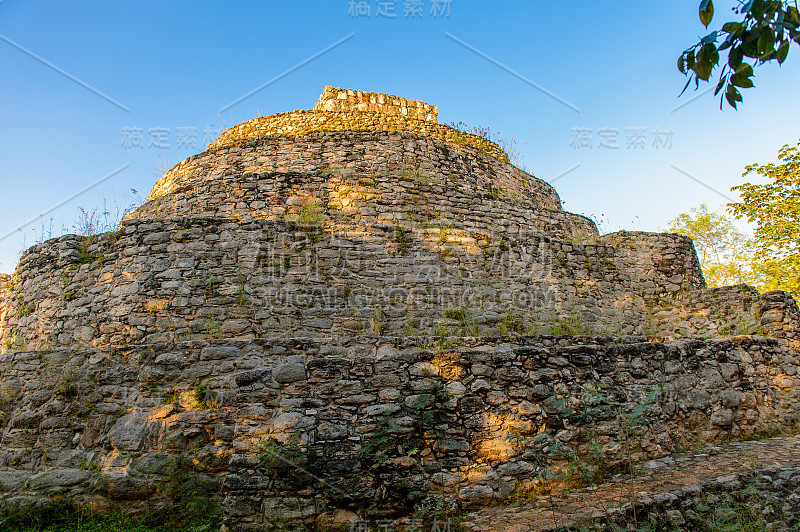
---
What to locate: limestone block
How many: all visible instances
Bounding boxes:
[108,412,150,451]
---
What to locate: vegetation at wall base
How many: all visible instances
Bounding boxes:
[0,500,220,532]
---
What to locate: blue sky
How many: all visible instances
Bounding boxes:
[1,1,798,272]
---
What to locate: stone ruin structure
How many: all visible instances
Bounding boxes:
[0,86,798,529]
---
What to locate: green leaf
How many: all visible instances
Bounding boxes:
[729,84,743,101]
[731,72,755,88]
[736,62,754,78]
[725,84,741,109]
[696,62,713,82]
[788,7,800,26]
[701,30,719,44]
[729,46,745,68]
[742,39,759,57]
[679,76,694,97]
[758,27,775,56]
[777,39,791,63]
[678,54,687,74]
[725,91,739,109]
[695,44,717,81]
[700,0,715,28]
[722,22,743,33]
[714,75,728,95]
[751,0,767,20]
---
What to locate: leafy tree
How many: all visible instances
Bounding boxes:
[667,204,757,287]
[678,1,800,108]
[729,139,800,296]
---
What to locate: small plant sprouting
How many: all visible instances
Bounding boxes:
[235,278,249,307]
[256,431,321,485]
[205,278,221,299]
[193,380,222,409]
[162,387,181,404]
[286,201,326,225]
[394,225,412,255]
[548,313,593,336]
[55,365,79,399]
[77,246,101,266]
[498,311,526,336]
[442,308,467,321]
[207,318,224,340]
[402,318,416,337]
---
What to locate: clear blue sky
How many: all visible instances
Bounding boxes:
[1,1,798,272]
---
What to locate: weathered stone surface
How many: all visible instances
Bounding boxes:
[107,412,150,451]
[30,469,91,490]
[273,363,306,384]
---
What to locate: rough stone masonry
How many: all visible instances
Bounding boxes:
[0,86,798,530]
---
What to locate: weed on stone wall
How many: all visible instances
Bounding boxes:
[359,378,451,511]
[511,385,662,509]
[193,380,222,409]
[547,313,593,336]
[293,202,326,224]
[76,237,102,266]
[256,431,322,485]
[393,225,412,255]
[54,365,79,399]
[447,121,517,166]
[206,318,224,340]
[436,308,479,340]
[498,310,526,336]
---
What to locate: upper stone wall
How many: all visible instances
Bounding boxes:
[145,131,579,238]
[0,218,710,353]
[207,110,509,163]
[313,85,438,122]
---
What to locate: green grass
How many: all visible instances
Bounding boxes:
[0,500,219,532]
[2,460,222,532]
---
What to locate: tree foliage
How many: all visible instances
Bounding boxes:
[678,1,800,108]
[729,139,800,296]
[667,204,757,288]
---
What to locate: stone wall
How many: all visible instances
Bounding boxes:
[761,290,800,349]
[206,111,508,163]
[141,133,591,241]
[645,286,800,348]
[599,231,706,300]
[2,85,799,530]
[0,275,10,347]
[313,86,438,122]
[0,213,710,352]
[0,335,797,528]
[649,285,762,338]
